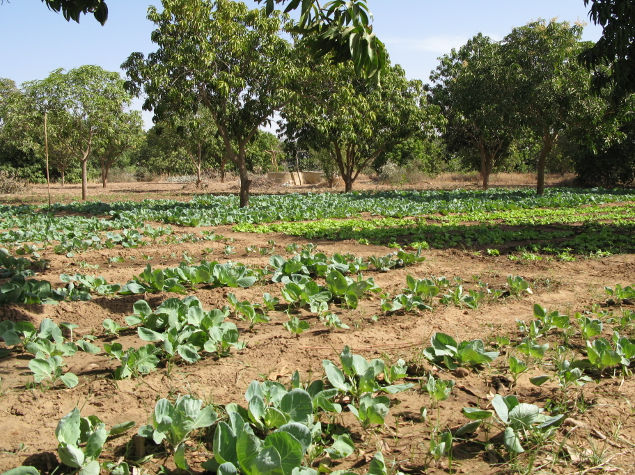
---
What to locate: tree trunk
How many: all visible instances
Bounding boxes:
[196,144,203,188]
[536,133,557,195]
[61,169,65,187]
[81,159,88,201]
[239,173,251,207]
[343,176,354,192]
[219,157,227,183]
[478,141,491,190]
[101,163,110,188]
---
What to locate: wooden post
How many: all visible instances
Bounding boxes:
[44,111,51,207]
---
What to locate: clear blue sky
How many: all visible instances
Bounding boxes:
[0,0,603,128]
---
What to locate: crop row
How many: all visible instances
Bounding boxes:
[2,188,635,230]
[235,218,635,255]
[2,278,634,475]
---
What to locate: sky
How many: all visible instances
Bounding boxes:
[0,0,604,129]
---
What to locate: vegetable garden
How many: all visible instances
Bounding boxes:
[1,184,635,475]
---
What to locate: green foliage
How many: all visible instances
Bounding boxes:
[55,407,134,475]
[459,395,564,455]
[322,346,412,403]
[423,332,499,369]
[139,396,217,471]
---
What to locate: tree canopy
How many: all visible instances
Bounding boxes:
[580,0,635,97]
[284,61,440,192]
[123,0,302,207]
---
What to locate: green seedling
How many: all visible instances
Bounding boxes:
[139,395,217,471]
[458,394,563,455]
[56,408,134,475]
[507,356,529,386]
[321,312,349,330]
[506,275,533,297]
[29,355,78,389]
[423,332,499,369]
[349,393,390,428]
[284,316,311,337]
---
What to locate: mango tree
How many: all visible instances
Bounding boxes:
[580,0,635,98]
[283,61,440,192]
[500,20,602,195]
[24,66,134,200]
[93,110,144,188]
[429,34,516,190]
[39,0,386,83]
[123,0,302,207]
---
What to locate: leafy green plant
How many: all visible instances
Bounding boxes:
[322,346,413,401]
[577,313,603,339]
[111,343,161,379]
[604,284,635,304]
[203,409,316,475]
[29,355,78,389]
[102,318,127,337]
[506,275,533,297]
[320,312,349,330]
[284,316,311,337]
[281,275,331,312]
[139,395,217,471]
[0,275,67,305]
[507,356,529,386]
[423,332,499,369]
[60,273,121,296]
[55,408,134,475]
[227,293,270,330]
[325,270,381,309]
[459,395,564,455]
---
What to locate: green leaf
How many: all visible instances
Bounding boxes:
[279,389,313,424]
[503,427,524,454]
[60,372,79,388]
[84,427,107,459]
[78,460,100,475]
[56,407,81,445]
[58,444,85,468]
[253,446,284,475]
[322,360,350,392]
[236,431,263,475]
[461,407,492,420]
[109,421,135,436]
[174,443,189,471]
[263,432,303,475]
[325,433,355,459]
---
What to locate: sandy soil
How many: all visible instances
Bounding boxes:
[0,178,633,475]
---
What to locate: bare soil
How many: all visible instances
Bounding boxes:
[0,177,634,475]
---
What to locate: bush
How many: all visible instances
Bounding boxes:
[0,170,29,194]
[573,130,635,187]
[376,161,433,185]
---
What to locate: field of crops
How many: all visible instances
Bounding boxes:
[1,185,635,475]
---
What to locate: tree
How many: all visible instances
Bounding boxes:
[32,0,385,81]
[0,79,46,182]
[580,0,635,98]
[39,0,107,24]
[284,61,440,192]
[259,0,386,82]
[123,0,302,207]
[93,110,144,188]
[500,20,602,194]
[429,34,516,190]
[24,66,134,200]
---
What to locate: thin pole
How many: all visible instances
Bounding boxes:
[44,111,51,207]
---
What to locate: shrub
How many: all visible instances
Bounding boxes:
[0,170,29,194]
